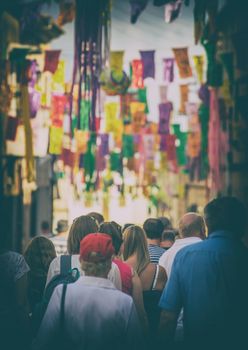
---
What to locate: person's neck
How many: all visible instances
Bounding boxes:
[147,238,160,246]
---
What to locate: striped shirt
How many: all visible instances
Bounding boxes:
[148,244,165,264]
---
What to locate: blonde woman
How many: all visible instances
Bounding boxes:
[123,225,167,338]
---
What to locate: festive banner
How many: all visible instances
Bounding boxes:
[110,51,124,72]
[138,88,149,113]
[173,47,192,78]
[44,50,61,74]
[49,126,63,154]
[158,102,173,134]
[62,148,75,168]
[173,124,187,166]
[140,50,155,79]
[159,85,168,103]
[80,100,91,130]
[163,58,174,83]
[52,60,65,90]
[50,94,67,127]
[160,134,167,151]
[193,55,204,83]
[143,134,155,160]
[74,129,89,154]
[131,59,144,88]
[187,132,201,158]
[105,102,118,132]
[165,134,177,161]
[122,134,135,158]
[130,101,146,132]
[110,151,123,174]
[179,84,188,114]
[164,0,183,23]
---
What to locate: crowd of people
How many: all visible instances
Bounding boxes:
[1,196,248,350]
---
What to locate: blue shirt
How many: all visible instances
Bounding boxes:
[148,244,165,264]
[159,231,248,348]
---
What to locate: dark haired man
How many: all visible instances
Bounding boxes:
[159,197,248,350]
[143,218,165,263]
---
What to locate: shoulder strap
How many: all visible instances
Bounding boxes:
[60,255,72,275]
[60,284,67,332]
[151,264,160,291]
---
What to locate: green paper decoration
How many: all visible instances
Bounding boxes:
[173,124,187,166]
[138,88,149,113]
[84,133,96,191]
[110,151,123,174]
[80,100,91,130]
[122,134,134,158]
[198,104,209,179]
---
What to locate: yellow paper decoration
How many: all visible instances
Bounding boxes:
[193,55,204,83]
[105,102,118,132]
[130,102,145,115]
[52,60,65,92]
[74,129,89,153]
[49,126,63,154]
[110,51,124,72]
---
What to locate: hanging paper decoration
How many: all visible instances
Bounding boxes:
[160,134,167,151]
[159,85,168,103]
[143,134,155,161]
[187,132,201,158]
[84,133,97,190]
[179,84,188,114]
[70,0,111,132]
[140,50,155,79]
[80,100,91,130]
[164,0,183,23]
[202,38,223,87]
[110,151,123,174]
[131,59,144,88]
[62,148,75,168]
[193,55,204,83]
[110,51,124,72]
[130,0,149,24]
[99,133,109,157]
[130,101,146,132]
[28,60,40,119]
[163,58,174,83]
[173,124,187,166]
[220,52,234,88]
[165,134,177,161]
[105,102,118,132]
[138,88,149,113]
[52,60,65,90]
[173,47,192,79]
[74,129,89,154]
[122,134,135,158]
[44,50,61,74]
[185,102,198,117]
[49,126,63,155]
[50,94,67,127]
[158,102,173,134]
[100,68,130,96]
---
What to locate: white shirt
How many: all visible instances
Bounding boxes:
[159,237,202,278]
[32,276,143,350]
[46,255,122,290]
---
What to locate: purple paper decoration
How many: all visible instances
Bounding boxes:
[160,134,167,151]
[158,102,173,134]
[198,84,210,106]
[130,0,149,24]
[140,50,155,79]
[99,133,109,157]
[163,58,174,82]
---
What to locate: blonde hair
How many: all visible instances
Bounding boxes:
[67,216,99,254]
[123,225,150,275]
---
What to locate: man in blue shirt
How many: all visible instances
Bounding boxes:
[158,197,248,350]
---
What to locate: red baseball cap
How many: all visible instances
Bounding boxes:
[80,233,115,263]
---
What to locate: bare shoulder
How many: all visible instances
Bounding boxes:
[156,265,167,290]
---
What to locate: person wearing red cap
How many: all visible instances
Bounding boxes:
[33,233,144,350]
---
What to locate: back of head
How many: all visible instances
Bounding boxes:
[56,219,68,233]
[204,196,247,238]
[178,213,206,239]
[24,236,56,274]
[87,212,104,226]
[158,217,172,230]
[143,218,164,240]
[123,225,150,274]
[41,221,49,232]
[161,230,176,242]
[99,222,122,255]
[67,215,99,254]
[122,223,134,234]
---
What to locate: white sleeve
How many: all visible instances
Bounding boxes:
[46,257,61,287]
[108,261,122,290]
[32,285,62,350]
